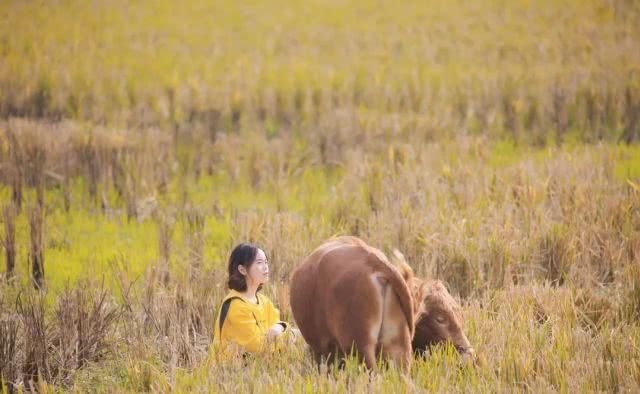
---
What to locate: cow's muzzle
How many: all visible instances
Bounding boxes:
[459,347,477,364]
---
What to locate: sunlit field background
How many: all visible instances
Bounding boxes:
[1,0,640,392]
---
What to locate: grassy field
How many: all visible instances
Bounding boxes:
[1,0,640,392]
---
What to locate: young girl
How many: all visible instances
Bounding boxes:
[213,243,289,356]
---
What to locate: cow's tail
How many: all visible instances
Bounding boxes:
[366,252,415,337]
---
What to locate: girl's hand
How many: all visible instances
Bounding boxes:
[267,323,285,338]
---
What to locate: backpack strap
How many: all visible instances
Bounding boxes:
[216,297,243,337]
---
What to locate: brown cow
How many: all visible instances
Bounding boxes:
[290,236,474,370]
[290,236,420,369]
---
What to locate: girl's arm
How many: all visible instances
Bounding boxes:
[266,299,288,334]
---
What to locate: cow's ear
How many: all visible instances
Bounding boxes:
[392,249,414,283]
[413,281,429,316]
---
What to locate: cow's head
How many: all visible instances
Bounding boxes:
[412,280,475,359]
[392,250,475,360]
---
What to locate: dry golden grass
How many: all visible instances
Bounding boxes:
[1,118,639,392]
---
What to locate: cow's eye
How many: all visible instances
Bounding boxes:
[435,315,447,324]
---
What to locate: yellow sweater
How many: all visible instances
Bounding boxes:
[213,290,288,355]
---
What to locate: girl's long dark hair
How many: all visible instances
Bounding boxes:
[227,243,263,292]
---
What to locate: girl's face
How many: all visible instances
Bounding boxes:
[242,249,270,286]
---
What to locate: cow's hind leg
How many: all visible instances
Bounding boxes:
[358,343,378,370]
[330,273,386,370]
[334,331,379,370]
